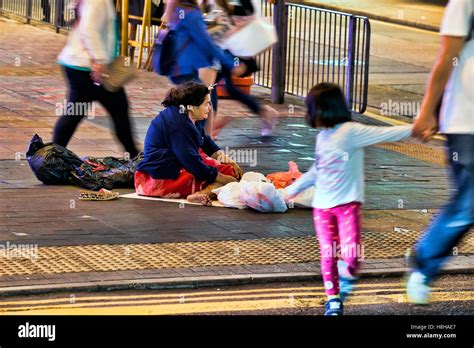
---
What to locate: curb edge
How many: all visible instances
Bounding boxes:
[0,265,472,298]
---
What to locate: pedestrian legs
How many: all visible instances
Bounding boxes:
[97,87,139,158]
[314,208,340,297]
[336,202,363,277]
[413,134,474,282]
[53,68,93,147]
[54,67,138,158]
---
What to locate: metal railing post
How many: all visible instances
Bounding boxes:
[345,15,356,109]
[26,0,33,24]
[271,0,288,104]
[359,18,371,114]
[54,0,61,32]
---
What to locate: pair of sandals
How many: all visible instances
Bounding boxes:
[79,188,119,201]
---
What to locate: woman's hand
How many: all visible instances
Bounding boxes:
[91,62,107,85]
[229,162,243,180]
[216,172,238,185]
[212,150,243,179]
[217,159,243,180]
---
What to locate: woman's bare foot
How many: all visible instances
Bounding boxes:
[187,193,213,206]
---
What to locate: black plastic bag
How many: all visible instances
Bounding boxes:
[74,155,144,190]
[26,134,84,185]
[27,134,143,190]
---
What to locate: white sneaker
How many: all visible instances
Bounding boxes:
[406,271,430,305]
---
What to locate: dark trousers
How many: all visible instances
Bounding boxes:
[213,65,261,115]
[414,134,474,282]
[169,67,261,116]
[53,67,139,158]
[169,72,201,85]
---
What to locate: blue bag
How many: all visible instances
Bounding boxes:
[152,28,175,76]
[152,28,190,76]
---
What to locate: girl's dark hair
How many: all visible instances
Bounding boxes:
[305,83,352,128]
[162,81,210,108]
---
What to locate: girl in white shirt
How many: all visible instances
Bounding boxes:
[286,83,413,315]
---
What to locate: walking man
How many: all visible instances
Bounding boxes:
[407,0,473,304]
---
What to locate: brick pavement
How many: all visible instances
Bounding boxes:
[0,18,303,160]
[0,17,472,294]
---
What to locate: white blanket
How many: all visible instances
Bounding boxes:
[120,193,226,208]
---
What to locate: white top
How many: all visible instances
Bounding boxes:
[285,122,413,209]
[58,0,117,68]
[438,0,474,134]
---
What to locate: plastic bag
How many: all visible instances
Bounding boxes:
[266,161,303,189]
[241,171,269,183]
[27,134,143,190]
[76,155,144,190]
[283,186,314,208]
[239,182,287,213]
[27,134,84,185]
[212,171,268,209]
[212,182,247,209]
[221,0,278,57]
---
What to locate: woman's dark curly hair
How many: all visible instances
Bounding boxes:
[306,82,352,128]
[162,81,210,108]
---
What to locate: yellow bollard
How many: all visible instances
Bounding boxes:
[121,0,129,57]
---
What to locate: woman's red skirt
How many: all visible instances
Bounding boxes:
[135,150,236,198]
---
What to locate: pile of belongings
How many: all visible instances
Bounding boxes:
[26,134,143,191]
[212,162,314,213]
[266,161,303,188]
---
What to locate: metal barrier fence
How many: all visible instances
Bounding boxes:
[0,0,73,31]
[255,1,371,113]
[0,0,370,112]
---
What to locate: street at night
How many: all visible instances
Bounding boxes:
[0,0,472,346]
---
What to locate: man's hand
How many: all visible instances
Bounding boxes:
[412,35,464,143]
[413,112,438,143]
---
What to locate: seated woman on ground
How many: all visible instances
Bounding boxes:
[134,81,243,206]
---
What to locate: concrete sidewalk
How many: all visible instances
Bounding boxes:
[298,0,445,31]
[1,17,473,296]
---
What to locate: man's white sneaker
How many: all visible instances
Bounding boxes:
[406,271,430,305]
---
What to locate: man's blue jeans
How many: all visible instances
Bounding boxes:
[414,134,474,282]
